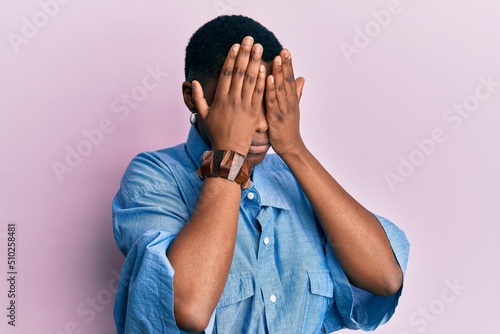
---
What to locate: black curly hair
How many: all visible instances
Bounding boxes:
[184,15,283,85]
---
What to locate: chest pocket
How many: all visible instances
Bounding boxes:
[217,272,255,307]
[300,270,335,334]
[308,270,334,298]
[215,272,255,333]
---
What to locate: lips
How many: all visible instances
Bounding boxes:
[248,141,270,154]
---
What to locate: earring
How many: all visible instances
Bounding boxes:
[190,112,197,125]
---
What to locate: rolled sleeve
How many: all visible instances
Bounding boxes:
[325,214,410,331]
[114,231,178,333]
[112,152,213,333]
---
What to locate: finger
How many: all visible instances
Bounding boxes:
[251,64,266,108]
[272,55,288,108]
[242,43,264,102]
[229,36,254,96]
[280,49,297,98]
[214,43,240,97]
[265,74,280,117]
[295,77,305,102]
[191,80,210,119]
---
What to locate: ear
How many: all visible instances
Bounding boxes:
[182,81,196,112]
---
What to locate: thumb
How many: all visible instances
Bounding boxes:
[295,77,305,102]
[192,80,210,119]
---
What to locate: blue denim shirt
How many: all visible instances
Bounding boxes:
[112,126,410,334]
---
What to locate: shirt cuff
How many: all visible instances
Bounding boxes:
[326,214,410,331]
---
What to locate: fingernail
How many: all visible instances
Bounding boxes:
[276,57,282,66]
[260,65,265,73]
[270,75,275,84]
[243,37,253,46]
[233,44,240,53]
[285,51,291,60]
[254,44,262,54]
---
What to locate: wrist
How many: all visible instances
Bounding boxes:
[276,140,308,162]
[197,150,253,189]
[202,176,241,190]
[211,139,252,158]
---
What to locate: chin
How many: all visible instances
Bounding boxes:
[247,152,268,166]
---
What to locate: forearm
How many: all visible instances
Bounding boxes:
[168,36,268,332]
[167,177,241,331]
[281,145,403,296]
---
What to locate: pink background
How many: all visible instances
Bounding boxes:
[1,1,499,333]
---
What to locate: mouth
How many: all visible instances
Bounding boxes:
[248,142,270,154]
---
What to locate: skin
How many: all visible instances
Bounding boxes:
[169,36,403,332]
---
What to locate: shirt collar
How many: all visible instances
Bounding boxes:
[251,160,290,210]
[185,125,210,166]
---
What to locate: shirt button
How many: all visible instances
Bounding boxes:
[269,295,277,303]
[263,237,270,245]
[247,192,255,200]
